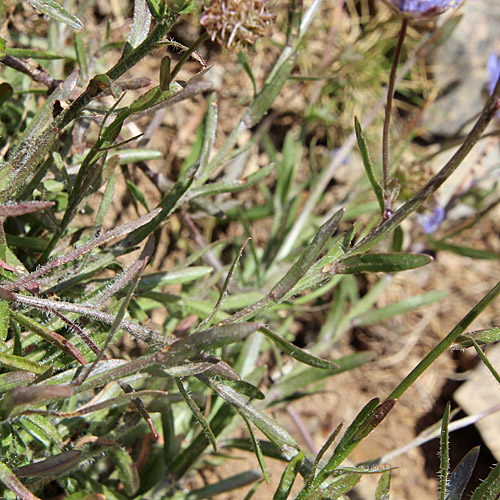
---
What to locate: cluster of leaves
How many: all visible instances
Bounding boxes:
[0,0,500,499]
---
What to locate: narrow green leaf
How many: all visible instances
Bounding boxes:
[124,0,151,56]
[14,449,82,478]
[0,82,13,109]
[93,171,115,231]
[321,472,361,497]
[439,402,450,500]
[159,56,171,91]
[454,327,500,348]
[335,253,432,274]
[242,54,295,129]
[109,148,162,164]
[0,352,46,374]
[355,117,384,214]
[19,415,64,449]
[1,385,73,420]
[187,471,262,499]
[126,179,150,211]
[270,209,344,300]
[0,459,41,500]
[200,376,299,458]
[306,424,343,488]
[392,225,403,252]
[126,169,194,246]
[375,470,391,500]
[0,371,36,394]
[355,290,447,326]
[222,379,265,400]
[238,52,257,95]
[429,240,500,260]
[273,451,304,500]
[74,32,87,76]
[194,92,218,186]
[176,378,217,452]
[471,338,500,385]
[0,37,5,57]
[470,462,500,500]
[5,48,66,59]
[446,447,479,500]
[108,446,139,496]
[0,300,8,341]
[269,352,376,403]
[25,0,83,29]
[168,322,261,360]
[324,399,395,474]
[260,327,337,369]
[241,414,270,483]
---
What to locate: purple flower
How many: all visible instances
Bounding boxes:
[487,52,500,120]
[420,205,445,234]
[385,0,465,18]
[487,52,500,95]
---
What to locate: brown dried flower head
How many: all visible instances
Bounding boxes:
[200,0,274,51]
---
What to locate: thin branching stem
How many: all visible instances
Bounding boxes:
[382,19,407,200]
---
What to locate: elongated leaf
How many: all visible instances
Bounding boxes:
[0,371,36,394]
[439,402,450,500]
[176,378,217,452]
[470,462,500,500]
[4,48,65,59]
[334,253,432,274]
[306,424,343,488]
[446,447,479,500]
[14,450,82,478]
[108,446,139,496]
[137,267,213,291]
[200,375,299,459]
[260,327,337,369]
[8,208,160,292]
[321,472,361,497]
[269,352,376,403]
[222,379,265,400]
[187,470,262,499]
[355,117,384,214]
[167,322,261,360]
[375,470,391,500]
[454,327,500,348]
[270,209,344,300]
[0,82,13,108]
[10,310,86,364]
[124,0,151,55]
[25,0,83,29]
[355,290,447,326]
[241,414,270,483]
[1,385,72,420]
[19,415,63,449]
[273,452,304,500]
[0,352,46,374]
[0,460,41,500]
[324,399,395,475]
[429,240,500,260]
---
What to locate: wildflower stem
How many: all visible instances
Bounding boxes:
[388,279,500,401]
[382,18,407,202]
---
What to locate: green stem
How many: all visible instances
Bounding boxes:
[382,19,407,199]
[388,280,500,400]
[60,11,179,130]
[346,73,500,258]
[170,32,209,82]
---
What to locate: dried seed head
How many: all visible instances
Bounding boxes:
[200,0,275,51]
